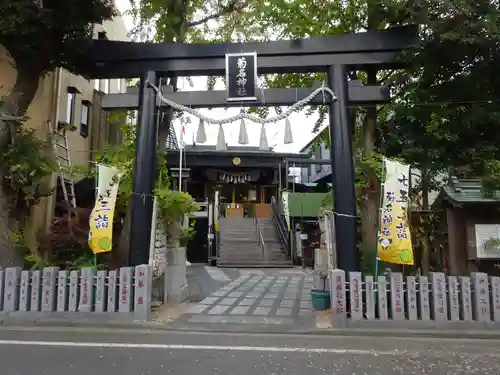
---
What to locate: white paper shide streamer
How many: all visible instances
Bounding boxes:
[238,119,249,145]
[259,123,269,150]
[216,125,227,151]
[283,117,293,144]
[196,119,207,143]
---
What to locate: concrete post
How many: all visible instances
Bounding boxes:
[390,272,405,320]
[19,271,30,311]
[3,267,21,312]
[166,247,188,303]
[329,269,347,326]
[406,276,418,320]
[57,270,69,312]
[30,270,41,312]
[42,267,59,312]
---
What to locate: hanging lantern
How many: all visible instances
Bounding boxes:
[216,125,227,151]
[196,119,207,143]
[259,123,269,151]
[283,117,293,144]
[238,119,249,145]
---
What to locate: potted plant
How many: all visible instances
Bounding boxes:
[311,270,330,311]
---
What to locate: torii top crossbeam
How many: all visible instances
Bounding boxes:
[76,25,418,79]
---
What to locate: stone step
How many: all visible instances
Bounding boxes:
[219,253,286,259]
[220,256,287,261]
[217,260,293,268]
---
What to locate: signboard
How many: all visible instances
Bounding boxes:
[474,224,500,258]
[226,52,257,101]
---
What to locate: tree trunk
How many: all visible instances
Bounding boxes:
[420,168,431,275]
[359,68,379,259]
[0,66,42,268]
[0,67,41,150]
[359,2,383,269]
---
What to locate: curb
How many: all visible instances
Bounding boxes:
[2,318,500,340]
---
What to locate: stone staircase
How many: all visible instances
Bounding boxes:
[217,217,292,268]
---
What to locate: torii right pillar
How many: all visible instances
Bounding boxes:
[327,64,360,272]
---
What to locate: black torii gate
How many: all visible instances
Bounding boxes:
[77,25,417,272]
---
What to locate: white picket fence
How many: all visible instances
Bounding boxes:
[0,265,152,321]
[330,269,500,326]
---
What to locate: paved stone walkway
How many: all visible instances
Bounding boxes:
[171,273,316,331]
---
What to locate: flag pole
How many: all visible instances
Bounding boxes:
[178,125,184,192]
[374,159,386,279]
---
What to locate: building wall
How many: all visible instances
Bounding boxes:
[300,141,332,183]
[0,15,130,237]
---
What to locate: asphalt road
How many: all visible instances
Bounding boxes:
[0,326,499,375]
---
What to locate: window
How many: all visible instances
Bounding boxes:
[80,101,91,138]
[314,145,322,173]
[66,86,81,123]
[66,93,75,123]
[117,79,123,94]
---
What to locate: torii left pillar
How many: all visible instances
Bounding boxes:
[129,71,158,266]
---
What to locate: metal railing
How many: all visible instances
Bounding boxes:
[270,196,290,258]
[254,216,266,260]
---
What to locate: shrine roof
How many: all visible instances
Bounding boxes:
[435,177,500,207]
[166,145,308,169]
[169,144,309,158]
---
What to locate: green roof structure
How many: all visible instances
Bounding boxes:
[286,192,330,217]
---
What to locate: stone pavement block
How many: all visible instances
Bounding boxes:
[253,307,271,315]
[219,297,238,305]
[208,305,230,315]
[280,300,295,307]
[259,299,275,307]
[276,308,293,316]
[188,304,209,314]
[228,292,244,298]
[212,291,229,297]
[230,306,251,315]
[299,309,313,316]
[200,297,219,304]
[239,298,257,306]
[264,293,279,298]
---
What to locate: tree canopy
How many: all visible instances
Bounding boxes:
[0,0,116,152]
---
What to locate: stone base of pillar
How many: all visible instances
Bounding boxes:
[166,247,188,304]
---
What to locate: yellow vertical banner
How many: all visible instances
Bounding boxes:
[377,158,414,265]
[88,165,122,254]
